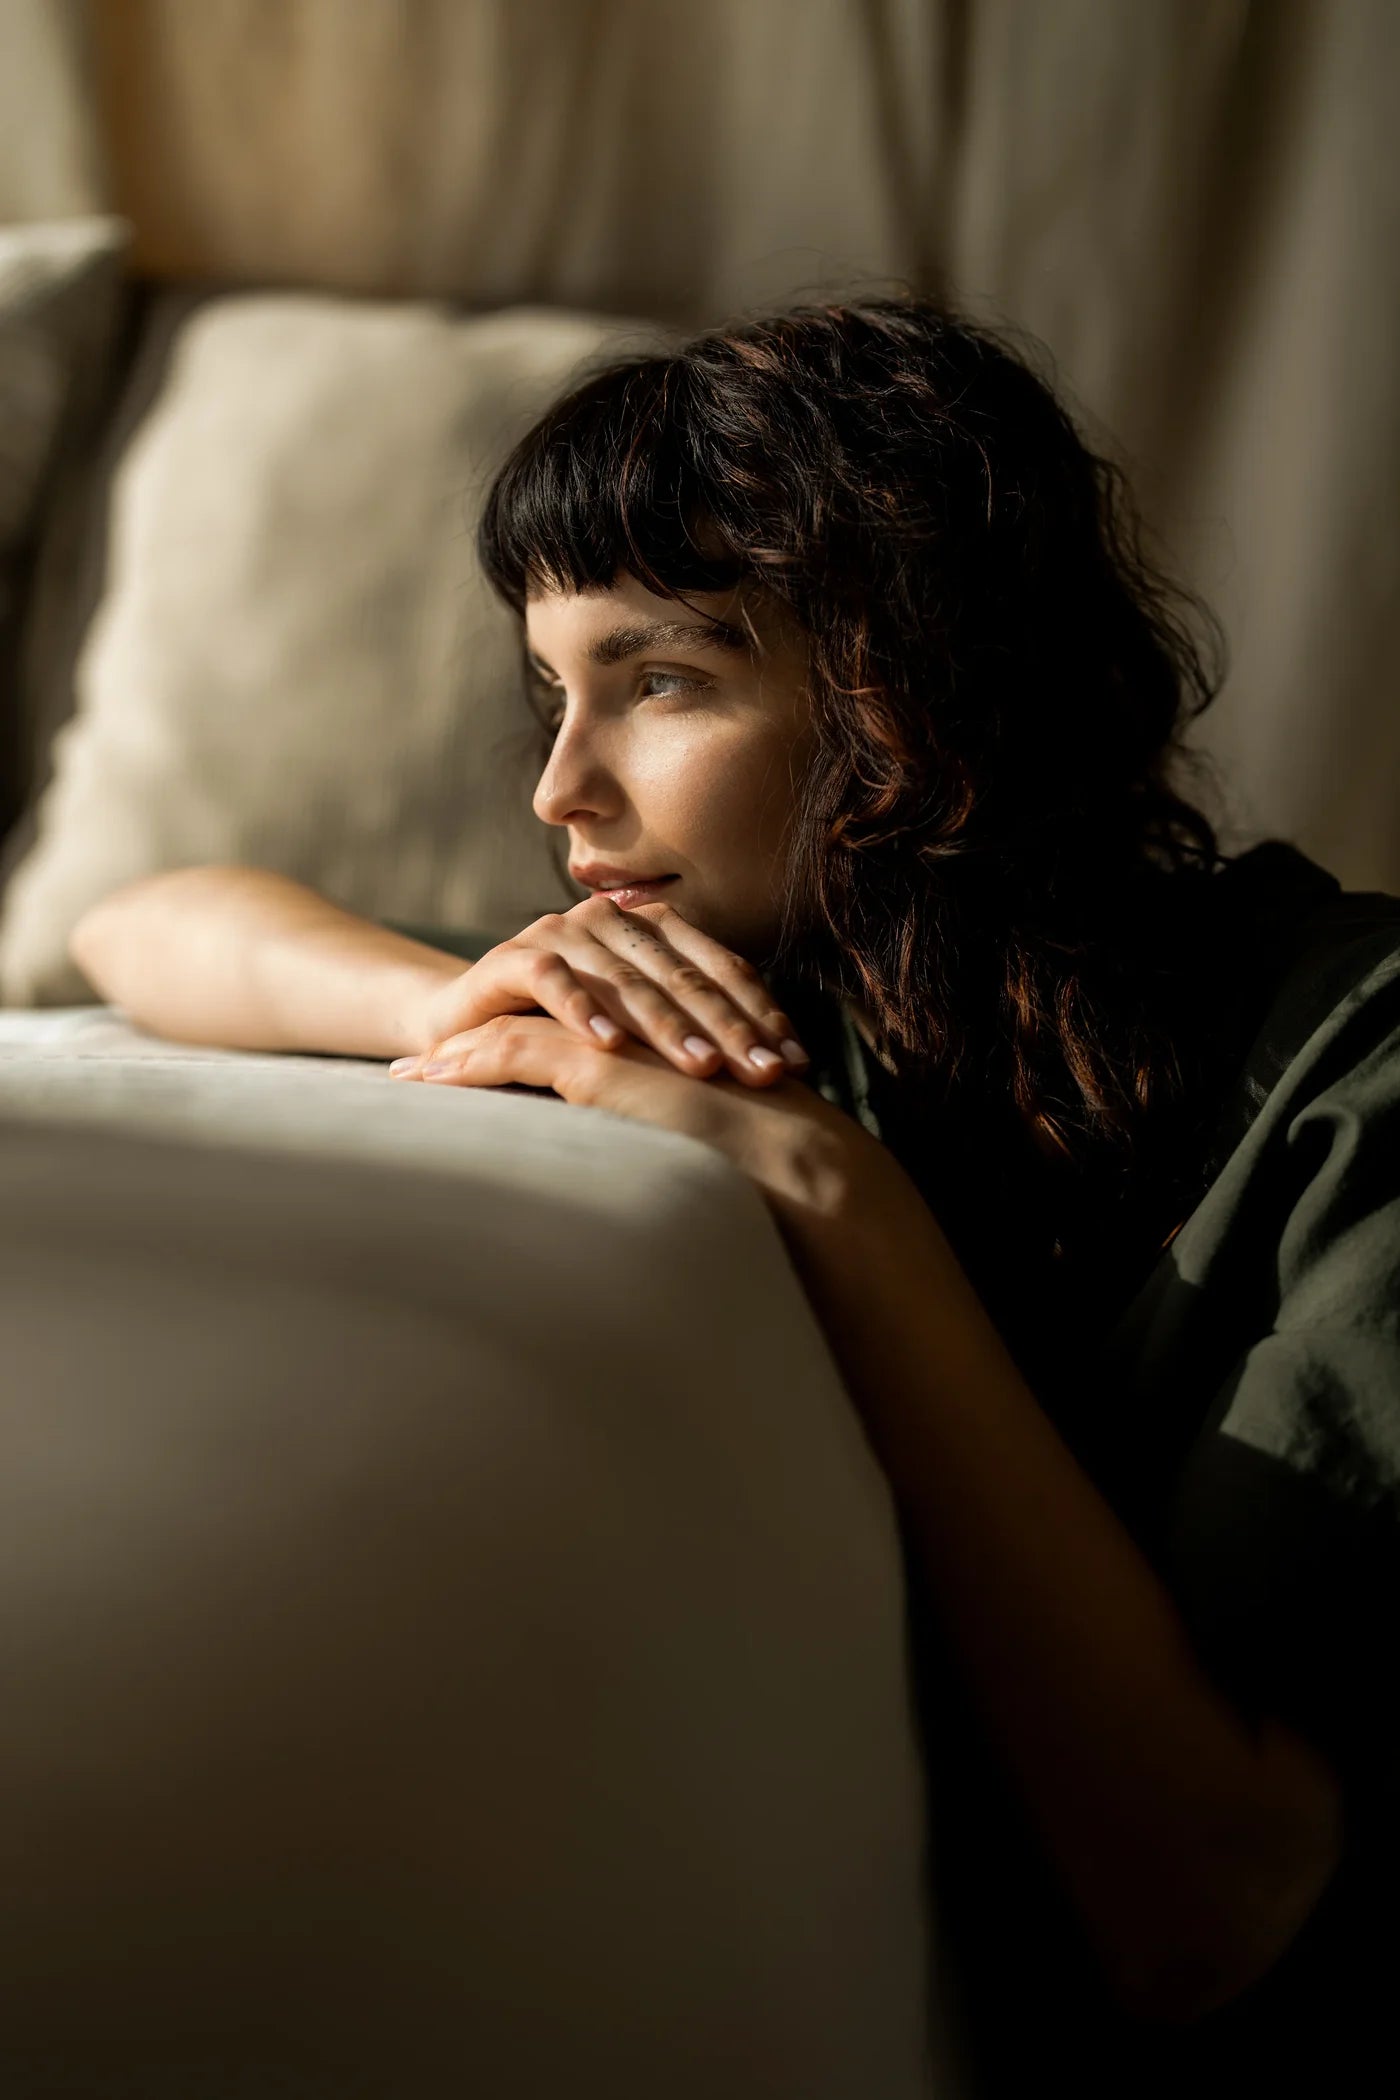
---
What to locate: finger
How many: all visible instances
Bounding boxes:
[400,1001,721,1086]
[603,899,807,1054]
[404,1015,634,1109]
[569,895,810,1087]
[414,931,634,1055]
[395,1020,514,1071]
[393,1010,631,1074]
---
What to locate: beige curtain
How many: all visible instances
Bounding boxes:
[0,0,107,221]
[5,0,1397,888]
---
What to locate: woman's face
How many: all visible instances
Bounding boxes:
[525,570,815,965]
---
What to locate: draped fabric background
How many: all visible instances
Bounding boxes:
[3,0,1397,889]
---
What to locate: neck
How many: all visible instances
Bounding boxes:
[846,996,898,1072]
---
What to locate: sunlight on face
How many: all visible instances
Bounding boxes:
[524,571,814,964]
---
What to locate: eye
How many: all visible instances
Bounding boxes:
[538,669,705,740]
[636,670,703,698]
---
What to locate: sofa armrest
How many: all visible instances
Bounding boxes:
[0,1024,950,2096]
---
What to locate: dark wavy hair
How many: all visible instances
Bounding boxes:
[477,294,1229,1309]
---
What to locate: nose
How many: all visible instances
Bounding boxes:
[532,725,612,831]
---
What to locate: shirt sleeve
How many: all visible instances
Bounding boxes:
[1157,988,1400,1834]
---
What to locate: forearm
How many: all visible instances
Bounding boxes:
[787,1174,1342,2022]
[68,865,463,1060]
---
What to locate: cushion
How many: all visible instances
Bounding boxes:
[0,291,677,1007]
[0,1011,954,2094]
[0,214,128,835]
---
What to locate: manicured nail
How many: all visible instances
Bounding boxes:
[683,1035,718,1061]
[747,1046,784,1071]
[421,1060,453,1076]
[589,1015,623,1044]
[780,1039,809,1066]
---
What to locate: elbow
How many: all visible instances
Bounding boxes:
[67,869,195,989]
[1106,1937,1281,2028]
[1109,1917,1317,2027]
[67,903,106,987]
[1101,1785,1344,2026]
[1105,1891,1329,2026]
[68,895,124,995]
[68,877,166,1000]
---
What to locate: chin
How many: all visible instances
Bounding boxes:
[665,887,784,971]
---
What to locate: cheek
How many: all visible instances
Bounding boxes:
[628,718,804,894]
[721,733,803,857]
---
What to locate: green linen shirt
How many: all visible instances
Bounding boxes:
[388,851,1400,2089]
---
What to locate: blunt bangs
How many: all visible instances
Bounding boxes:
[475,356,751,615]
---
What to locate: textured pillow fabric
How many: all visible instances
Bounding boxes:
[0,215,128,836]
[0,292,675,1006]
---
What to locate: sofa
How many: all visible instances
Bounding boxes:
[0,229,957,2096]
[0,1005,959,2094]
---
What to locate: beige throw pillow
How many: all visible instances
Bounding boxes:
[0,292,675,1005]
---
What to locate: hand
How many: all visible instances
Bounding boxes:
[388,1007,894,1241]
[404,895,811,1088]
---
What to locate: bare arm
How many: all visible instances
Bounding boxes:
[68,865,466,1061]
[780,1162,1344,2025]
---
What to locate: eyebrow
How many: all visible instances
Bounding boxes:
[525,618,750,679]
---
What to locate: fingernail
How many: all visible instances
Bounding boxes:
[683,1035,718,1061]
[421,1060,453,1076]
[389,1056,418,1073]
[589,1016,623,1044]
[747,1046,784,1071]
[780,1039,809,1067]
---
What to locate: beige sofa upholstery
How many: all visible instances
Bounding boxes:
[0,1006,962,2095]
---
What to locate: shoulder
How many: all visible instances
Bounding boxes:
[1111,850,1400,1343]
[1204,902,1400,1514]
[1117,848,1400,1410]
[1201,850,1400,1181]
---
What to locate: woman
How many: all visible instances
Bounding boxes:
[71,296,1400,2092]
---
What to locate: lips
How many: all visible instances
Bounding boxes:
[593,878,678,903]
[569,863,678,890]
